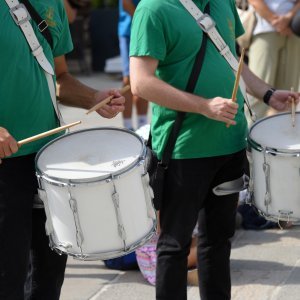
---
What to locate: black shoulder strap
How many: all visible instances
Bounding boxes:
[149,3,210,166]
[20,0,54,49]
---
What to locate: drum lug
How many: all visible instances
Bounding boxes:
[263,154,271,210]
[111,184,127,244]
[69,196,84,249]
[246,151,255,205]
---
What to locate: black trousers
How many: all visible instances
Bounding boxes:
[156,150,247,300]
[0,154,67,300]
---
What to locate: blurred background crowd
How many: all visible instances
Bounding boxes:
[65,0,120,75]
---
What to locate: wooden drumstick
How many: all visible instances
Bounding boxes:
[227,48,245,128]
[17,121,81,147]
[86,85,131,115]
[291,87,296,127]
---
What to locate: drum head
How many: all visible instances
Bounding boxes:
[249,113,300,152]
[36,128,144,182]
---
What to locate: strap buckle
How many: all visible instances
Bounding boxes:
[197,14,215,33]
[38,20,48,32]
[10,3,31,26]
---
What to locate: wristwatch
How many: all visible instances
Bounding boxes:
[263,88,276,105]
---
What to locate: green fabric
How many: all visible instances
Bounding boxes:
[0,0,73,158]
[130,0,248,159]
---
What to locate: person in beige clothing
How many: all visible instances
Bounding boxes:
[248,0,300,121]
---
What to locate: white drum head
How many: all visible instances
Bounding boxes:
[36,128,144,182]
[249,113,300,152]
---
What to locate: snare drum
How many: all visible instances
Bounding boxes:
[36,127,156,260]
[247,112,300,222]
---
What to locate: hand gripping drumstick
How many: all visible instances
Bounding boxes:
[17,121,81,147]
[227,48,245,128]
[86,85,131,115]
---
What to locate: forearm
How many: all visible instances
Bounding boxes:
[56,72,98,109]
[287,1,300,19]
[242,63,271,100]
[248,0,277,23]
[131,74,208,114]
[130,56,238,125]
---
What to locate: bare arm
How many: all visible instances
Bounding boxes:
[64,0,77,24]
[248,0,278,23]
[122,0,136,16]
[55,56,125,118]
[0,55,126,161]
[242,62,271,99]
[242,62,300,110]
[130,56,239,125]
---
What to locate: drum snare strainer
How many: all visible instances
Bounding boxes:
[35,127,156,260]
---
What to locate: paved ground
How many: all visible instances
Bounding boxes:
[57,72,300,300]
[61,227,300,300]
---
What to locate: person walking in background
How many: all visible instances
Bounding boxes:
[118,0,148,131]
[247,0,300,121]
[0,1,124,299]
[129,0,299,299]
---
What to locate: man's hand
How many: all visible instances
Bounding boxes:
[0,128,18,163]
[93,89,125,119]
[202,97,239,125]
[272,14,293,36]
[269,90,300,111]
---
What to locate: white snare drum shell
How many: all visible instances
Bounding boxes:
[248,113,300,222]
[36,128,156,259]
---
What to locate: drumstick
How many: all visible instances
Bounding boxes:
[17,121,81,147]
[227,48,245,128]
[291,87,296,127]
[86,85,131,115]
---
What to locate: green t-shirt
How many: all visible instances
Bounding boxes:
[0,0,73,157]
[130,0,248,159]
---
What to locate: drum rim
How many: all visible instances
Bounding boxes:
[247,112,300,155]
[50,223,157,260]
[35,127,146,184]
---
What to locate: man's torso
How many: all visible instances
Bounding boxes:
[0,0,73,157]
[130,0,248,159]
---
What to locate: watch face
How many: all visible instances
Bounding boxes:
[263,88,275,105]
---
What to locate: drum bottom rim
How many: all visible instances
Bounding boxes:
[50,225,157,261]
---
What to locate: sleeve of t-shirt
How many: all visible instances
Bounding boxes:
[231,0,245,38]
[53,0,74,57]
[130,7,167,61]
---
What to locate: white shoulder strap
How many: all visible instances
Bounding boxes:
[5,0,64,124]
[179,0,256,121]
[179,0,239,71]
[7,0,54,75]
